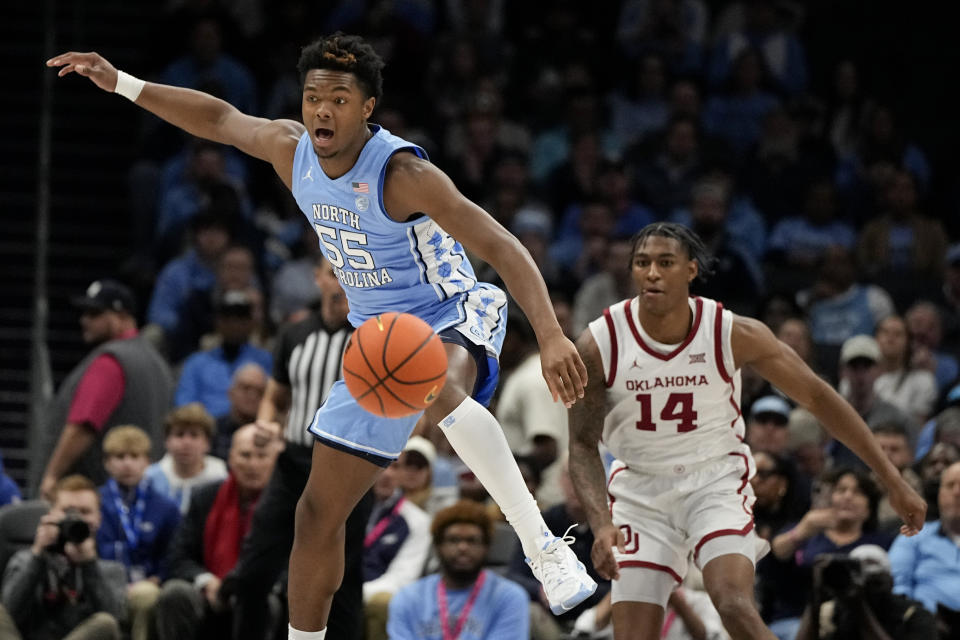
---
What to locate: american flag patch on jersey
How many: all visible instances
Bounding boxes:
[352,182,369,193]
[689,352,706,364]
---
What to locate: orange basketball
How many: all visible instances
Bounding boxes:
[342,312,448,418]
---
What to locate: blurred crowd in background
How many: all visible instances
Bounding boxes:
[3,1,960,639]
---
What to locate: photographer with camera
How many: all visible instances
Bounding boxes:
[1,475,127,640]
[796,545,935,639]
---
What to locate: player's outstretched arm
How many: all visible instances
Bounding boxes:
[568,330,625,580]
[732,315,927,535]
[47,51,303,187]
[382,154,587,407]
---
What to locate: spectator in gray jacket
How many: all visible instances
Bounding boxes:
[37,279,173,498]
[1,475,127,640]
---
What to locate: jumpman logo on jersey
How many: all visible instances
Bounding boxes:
[629,357,643,370]
[301,167,314,182]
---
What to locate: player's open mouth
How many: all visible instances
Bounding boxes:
[642,288,664,296]
[314,127,334,142]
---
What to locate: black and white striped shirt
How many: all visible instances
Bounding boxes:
[273,313,352,447]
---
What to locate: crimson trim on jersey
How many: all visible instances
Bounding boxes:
[692,520,755,562]
[729,451,751,494]
[692,450,754,561]
[624,297,703,361]
[728,378,743,434]
[607,464,628,516]
[603,307,618,387]
[617,560,682,583]
[714,302,731,382]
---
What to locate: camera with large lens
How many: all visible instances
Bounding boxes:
[45,509,91,554]
[814,554,864,601]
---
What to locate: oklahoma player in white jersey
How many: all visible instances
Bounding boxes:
[569,223,926,640]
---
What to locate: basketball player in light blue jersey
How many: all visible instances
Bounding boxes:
[49,33,597,640]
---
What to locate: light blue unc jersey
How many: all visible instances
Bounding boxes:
[291,125,508,465]
[291,125,506,355]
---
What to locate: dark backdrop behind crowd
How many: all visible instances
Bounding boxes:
[0,0,959,489]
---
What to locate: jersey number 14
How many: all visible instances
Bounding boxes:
[635,392,698,432]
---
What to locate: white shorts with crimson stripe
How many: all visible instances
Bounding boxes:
[607,451,769,608]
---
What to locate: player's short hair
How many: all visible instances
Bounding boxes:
[54,474,100,506]
[630,222,716,282]
[297,32,384,102]
[164,402,216,440]
[102,425,151,458]
[430,500,494,547]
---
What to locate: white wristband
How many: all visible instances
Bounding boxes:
[114,70,145,102]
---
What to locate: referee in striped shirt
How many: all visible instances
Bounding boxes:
[225,257,373,640]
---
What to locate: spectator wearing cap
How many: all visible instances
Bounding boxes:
[889,461,960,615]
[166,244,265,365]
[746,395,793,456]
[832,335,910,468]
[144,403,228,514]
[144,211,233,364]
[397,436,458,518]
[37,280,173,499]
[173,289,272,419]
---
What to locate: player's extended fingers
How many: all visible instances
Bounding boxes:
[591,548,613,580]
[543,373,560,403]
[543,366,571,406]
[575,352,588,389]
[57,64,80,77]
[565,360,586,399]
[591,536,621,580]
[47,51,87,67]
[553,372,576,407]
[601,550,620,581]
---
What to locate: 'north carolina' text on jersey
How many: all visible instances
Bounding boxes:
[291,125,481,327]
[588,296,750,472]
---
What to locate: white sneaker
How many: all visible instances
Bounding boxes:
[526,526,598,615]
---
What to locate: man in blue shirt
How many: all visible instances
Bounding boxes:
[889,460,960,613]
[387,500,529,640]
[174,290,272,418]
